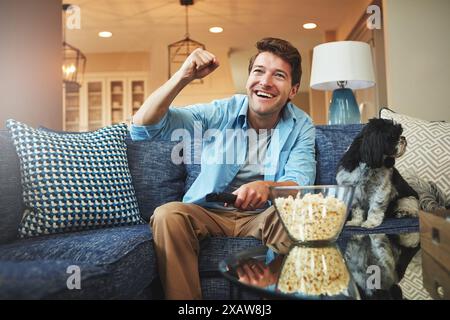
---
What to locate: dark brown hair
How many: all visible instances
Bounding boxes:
[248,37,302,86]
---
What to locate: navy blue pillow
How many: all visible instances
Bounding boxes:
[315,124,364,185]
[38,128,187,222]
[6,120,145,238]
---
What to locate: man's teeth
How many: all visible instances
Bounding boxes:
[256,91,274,98]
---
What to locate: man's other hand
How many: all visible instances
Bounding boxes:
[178,48,219,82]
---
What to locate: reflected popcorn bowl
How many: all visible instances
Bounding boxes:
[277,245,360,299]
[270,186,354,244]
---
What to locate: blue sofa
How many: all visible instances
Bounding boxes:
[0,124,419,299]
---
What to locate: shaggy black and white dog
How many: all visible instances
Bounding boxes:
[343,168,448,298]
[338,120,448,297]
[336,118,419,228]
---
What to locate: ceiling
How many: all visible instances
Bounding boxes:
[64,0,366,53]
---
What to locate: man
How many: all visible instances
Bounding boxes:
[131,38,316,299]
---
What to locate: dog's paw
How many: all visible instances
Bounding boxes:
[361,218,383,229]
[394,196,419,218]
[346,219,363,227]
[363,210,384,228]
[395,210,415,218]
[346,208,365,226]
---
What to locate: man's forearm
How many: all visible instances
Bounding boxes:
[132,71,189,126]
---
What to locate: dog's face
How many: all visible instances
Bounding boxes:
[360,118,406,168]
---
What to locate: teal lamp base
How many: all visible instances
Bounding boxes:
[328,88,361,125]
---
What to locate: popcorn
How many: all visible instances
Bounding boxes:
[275,193,347,242]
[277,246,350,296]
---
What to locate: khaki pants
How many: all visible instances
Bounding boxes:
[149,202,291,300]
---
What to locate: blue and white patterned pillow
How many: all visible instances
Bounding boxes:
[6,119,145,238]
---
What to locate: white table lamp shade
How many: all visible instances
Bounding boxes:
[310,41,376,91]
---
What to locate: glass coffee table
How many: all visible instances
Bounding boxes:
[219,233,423,300]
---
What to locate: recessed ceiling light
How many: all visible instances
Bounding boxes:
[209,27,223,33]
[303,23,317,30]
[98,31,112,38]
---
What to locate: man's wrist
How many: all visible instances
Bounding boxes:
[173,70,193,87]
[263,181,298,188]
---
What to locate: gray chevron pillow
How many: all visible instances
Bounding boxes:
[6,119,145,238]
[380,108,450,198]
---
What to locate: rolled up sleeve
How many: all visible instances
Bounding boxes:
[129,105,209,141]
[129,98,235,142]
[130,112,170,141]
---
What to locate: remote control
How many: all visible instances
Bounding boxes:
[205,192,237,204]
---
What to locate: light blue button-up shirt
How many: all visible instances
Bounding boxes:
[130,94,316,207]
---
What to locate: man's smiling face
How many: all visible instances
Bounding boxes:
[246,51,299,120]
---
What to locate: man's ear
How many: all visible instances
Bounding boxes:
[289,84,300,100]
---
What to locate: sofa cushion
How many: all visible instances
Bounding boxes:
[0,224,155,299]
[315,124,364,185]
[126,136,186,221]
[199,237,262,273]
[380,108,450,198]
[6,120,145,238]
[0,260,108,299]
[0,224,152,264]
[0,130,23,244]
[185,163,201,193]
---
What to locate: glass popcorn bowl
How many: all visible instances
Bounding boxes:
[270,186,355,244]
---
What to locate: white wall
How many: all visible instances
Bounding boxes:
[0,0,62,129]
[383,0,450,121]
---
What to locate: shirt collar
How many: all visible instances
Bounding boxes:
[237,100,248,128]
[282,101,298,123]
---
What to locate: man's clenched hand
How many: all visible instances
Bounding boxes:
[178,48,219,82]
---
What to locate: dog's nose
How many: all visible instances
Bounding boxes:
[400,136,407,145]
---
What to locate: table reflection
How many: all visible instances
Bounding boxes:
[221,233,420,300]
[224,244,360,300]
